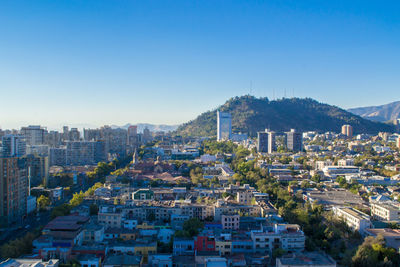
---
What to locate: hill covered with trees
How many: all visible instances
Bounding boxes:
[176,95,394,137]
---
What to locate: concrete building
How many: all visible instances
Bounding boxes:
[0,157,28,224]
[2,135,26,157]
[341,124,353,138]
[286,129,303,152]
[26,154,49,187]
[217,111,232,141]
[49,147,67,166]
[332,207,371,235]
[236,191,253,205]
[337,159,354,166]
[221,214,240,230]
[371,202,400,222]
[268,131,276,154]
[127,125,138,148]
[257,132,268,153]
[322,166,360,178]
[98,206,123,228]
[65,140,106,166]
[20,125,46,145]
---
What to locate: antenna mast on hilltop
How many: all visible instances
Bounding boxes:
[249,81,253,95]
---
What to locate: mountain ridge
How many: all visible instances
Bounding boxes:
[348,101,400,122]
[175,95,395,137]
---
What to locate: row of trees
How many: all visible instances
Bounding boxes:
[0,230,40,259]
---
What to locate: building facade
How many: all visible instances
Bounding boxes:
[217,111,232,141]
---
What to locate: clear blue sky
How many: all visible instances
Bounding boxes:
[1,0,399,130]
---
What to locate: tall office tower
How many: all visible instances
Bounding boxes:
[217,110,232,141]
[69,128,80,141]
[0,157,28,224]
[20,125,46,145]
[2,135,26,157]
[257,132,269,153]
[286,129,303,152]
[128,125,138,146]
[62,126,69,141]
[267,131,276,154]
[341,124,353,138]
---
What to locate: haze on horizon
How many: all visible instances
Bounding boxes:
[1,0,399,130]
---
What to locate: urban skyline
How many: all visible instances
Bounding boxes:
[2,1,400,266]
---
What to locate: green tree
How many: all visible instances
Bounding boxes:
[352,235,400,267]
[37,195,51,211]
[51,203,71,219]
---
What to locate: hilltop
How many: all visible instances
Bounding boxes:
[176,96,394,137]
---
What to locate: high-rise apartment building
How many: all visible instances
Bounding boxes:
[49,147,67,166]
[257,132,268,153]
[143,127,151,143]
[65,140,106,166]
[20,125,46,145]
[62,126,69,141]
[257,129,276,153]
[45,130,62,147]
[341,125,353,138]
[217,111,232,141]
[0,157,28,224]
[397,136,400,149]
[2,135,26,157]
[84,128,101,141]
[25,154,49,187]
[69,128,80,141]
[267,131,276,153]
[286,129,303,152]
[128,125,138,147]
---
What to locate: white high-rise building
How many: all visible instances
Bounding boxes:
[217,110,232,141]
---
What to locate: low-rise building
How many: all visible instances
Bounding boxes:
[332,207,371,235]
[371,202,400,222]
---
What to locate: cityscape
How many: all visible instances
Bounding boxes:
[1,110,400,267]
[1,1,400,267]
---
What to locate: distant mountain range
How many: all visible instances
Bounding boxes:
[111,123,179,133]
[175,95,395,137]
[348,101,400,122]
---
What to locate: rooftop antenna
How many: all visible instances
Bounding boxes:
[249,81,253,95]
[292,88,295,98]
[273,89,275,100]
[284,88,287,98]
